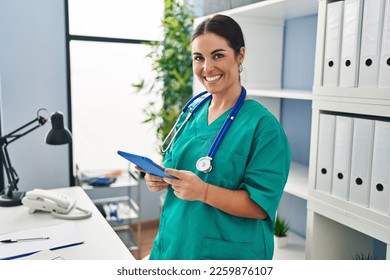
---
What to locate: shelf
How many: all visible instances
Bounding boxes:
[102,201,138,224]
[273,231,306,260]
[81,168,142,258]
[314,86,390,101]
[308,190,390,244]
[284,162,309,200]
[81,171,139,190]
[116,229,139,251]
[225,0,318,21]
[248,88,312,100]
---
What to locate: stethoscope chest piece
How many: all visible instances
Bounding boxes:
[196,156,213,173]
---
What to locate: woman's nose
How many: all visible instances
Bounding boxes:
[203,59,215,73]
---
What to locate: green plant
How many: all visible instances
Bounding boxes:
[274,215,289,237]
[351,251,375,260]
[133,0,195,148]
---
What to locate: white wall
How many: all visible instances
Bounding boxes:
[0,0,70,191]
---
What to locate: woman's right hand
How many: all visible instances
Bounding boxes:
[136,166,169,192]
[145,173,169,192]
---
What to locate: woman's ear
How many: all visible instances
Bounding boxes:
[238,46,245,64]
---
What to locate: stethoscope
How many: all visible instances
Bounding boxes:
[161,86,247,173]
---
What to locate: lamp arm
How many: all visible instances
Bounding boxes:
[0,116,46,146]
[0,114,47,198]
[0,144,19,196]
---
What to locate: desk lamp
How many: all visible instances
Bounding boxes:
[0,108,72,207]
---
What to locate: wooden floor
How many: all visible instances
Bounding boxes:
[130,220,159,260]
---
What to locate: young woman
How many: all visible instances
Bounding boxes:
[144,14,290,260]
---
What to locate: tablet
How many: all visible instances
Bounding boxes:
[117,150,175,178]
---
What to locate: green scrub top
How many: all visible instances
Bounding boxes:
[149,97,290,260]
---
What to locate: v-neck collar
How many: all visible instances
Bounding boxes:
[201,98,231,127]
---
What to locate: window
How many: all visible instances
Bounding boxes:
[67,0,164,174]
[68,0,163,41]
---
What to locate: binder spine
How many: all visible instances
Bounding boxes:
[339,0,364,88]
[316,114,336,194]
[323,1,345,87]
[369,120,390,215]
[358,0,386,87]
[349,118,375,207]
[378,0,390,88]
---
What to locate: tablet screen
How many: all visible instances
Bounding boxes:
[117,150,175,178]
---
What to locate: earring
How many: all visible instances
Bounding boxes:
[238,64,243,73]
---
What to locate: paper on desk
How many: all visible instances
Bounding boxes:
[0,222,83,260]
[19,249,66,260]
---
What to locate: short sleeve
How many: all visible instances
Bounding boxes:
[240,117,291,223]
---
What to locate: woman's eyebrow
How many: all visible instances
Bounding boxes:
[192,49,226,56]
[211,48,226,54]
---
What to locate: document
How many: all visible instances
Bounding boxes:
[339,0,364,87]
[20,249,65,260]
[349,118,375,207]
[0,222,83,260]
[323,1,344,87]
[369,120,390,215]
[316,114,336,194]
[378,0,390,88]
[358,0,386,87]
[332,116,353,200]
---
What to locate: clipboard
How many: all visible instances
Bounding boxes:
[117,150,175,178]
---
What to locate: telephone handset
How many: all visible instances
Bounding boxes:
[22,189,92,220]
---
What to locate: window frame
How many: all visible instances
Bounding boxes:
[64,0,161,184]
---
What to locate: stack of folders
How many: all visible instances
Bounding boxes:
[323,0,390,88]
[316,113,390,216]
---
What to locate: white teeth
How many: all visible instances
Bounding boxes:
[204,75,222,82]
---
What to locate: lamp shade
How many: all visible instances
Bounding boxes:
[45,112,72,145]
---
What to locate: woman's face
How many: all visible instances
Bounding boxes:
[192,32,244,95]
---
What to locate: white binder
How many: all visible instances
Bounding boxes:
[378,0,390,88]
[332,116,354,200]
[323,1,344,87]
[316,114,336,194]
[349,118,375,207]
[339,0,364,87]
[369,120,390,215]
[358,0,386,87]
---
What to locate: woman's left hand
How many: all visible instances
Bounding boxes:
[163,168,207,201]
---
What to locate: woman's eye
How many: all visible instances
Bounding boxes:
[214,53,224,59]
[193,56,203,62]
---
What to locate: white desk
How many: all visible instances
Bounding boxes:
[0,186,135,260]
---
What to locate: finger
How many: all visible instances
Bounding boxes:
[149,186,163,192]
[134,166,143,172]
[134,165,147,175]
[173,190,181,199]
[147,181,163,188]
[164,168,182,179]
[146,173,164,182]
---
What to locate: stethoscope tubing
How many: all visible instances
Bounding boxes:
[207,88,246,159]
[160,93,211,153]
[161,86,247,173]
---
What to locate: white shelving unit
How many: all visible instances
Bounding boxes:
[194,0,317,259]
[306,0,390,260]
[194,0,390,260]
[249,89,312,100]
[285,162,309,200]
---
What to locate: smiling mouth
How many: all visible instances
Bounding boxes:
[204,75,222,82]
